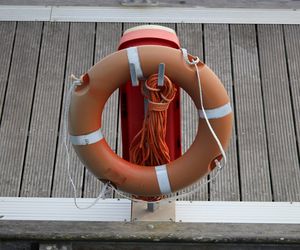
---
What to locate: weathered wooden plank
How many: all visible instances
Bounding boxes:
[51,23,95,197]
[176,23,208,201]
[20,23,69,197]
[2,0,300,9]
[230,25,272,201]
[283,25,300,166]
[116,108,123,158]
[0,22,16,126]
[84,22,122,198]
[257,24,300,201]
[0,22,42,196]
[123,22,145,31]
[204,24,240,201]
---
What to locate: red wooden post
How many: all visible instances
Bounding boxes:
[118,25,182,162]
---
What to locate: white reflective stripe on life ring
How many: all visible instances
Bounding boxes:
[127,47,144,86]
[155,164,172,195]
[199,103,232,119]
[70,128,103,145]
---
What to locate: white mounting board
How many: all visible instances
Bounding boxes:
[176,201,300,224]
[1,198,299,224]
[0,197,131,222]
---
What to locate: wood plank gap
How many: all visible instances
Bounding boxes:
[282,26,300,169]
[228,24,242,201]
[255,24,275,202]
[202,23,211,201]
[0,22,17,127]
[121,22,124,35]
[113,22,125,199]
[50,23,71,197]
[18,22,45,197]
[114,91,121,158]
[113,93,122,199]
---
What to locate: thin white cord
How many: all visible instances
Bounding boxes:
[194,62,227,167]
[64,74,109,210]
[182,48,227,168]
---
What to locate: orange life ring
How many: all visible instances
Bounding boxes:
[68,45,233,196]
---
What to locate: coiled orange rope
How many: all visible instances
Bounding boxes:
[129,74,177,201]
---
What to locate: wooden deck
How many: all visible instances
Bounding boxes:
[0,22,299,202]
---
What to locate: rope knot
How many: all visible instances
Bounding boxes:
[70,74,82,86]
[143,74,176,113]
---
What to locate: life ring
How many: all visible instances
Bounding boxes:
[68,45,233,196]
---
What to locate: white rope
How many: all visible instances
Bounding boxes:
[192,58,227,168]
[182,48,227,171]
[64,74,110,209]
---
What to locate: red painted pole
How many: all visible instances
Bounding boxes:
[118,25,182,162]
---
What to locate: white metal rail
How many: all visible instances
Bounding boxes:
[1,198,300,223]
[0,5,299,24]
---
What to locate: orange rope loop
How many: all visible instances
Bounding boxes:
[129,73,177,201]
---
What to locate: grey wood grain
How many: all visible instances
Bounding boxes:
[0,22,42,196]
[204,24,240,201]
[20,23,69,197]
[283,25,300,166]
[113,108,122,197]
[230,24,272,201]
[257,24,300,201]
[116,105,123,159]
[123,22,145,31]
[177,23,208,201]
[0,22,16,127]
[1,0,299,9]
[51,23,95,197]
[84,22,122,198]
